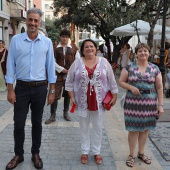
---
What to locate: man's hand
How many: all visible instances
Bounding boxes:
[61,68,68,74]
[7,90,16,104]
[47,93,55,105]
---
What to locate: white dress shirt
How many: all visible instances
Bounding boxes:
[55,43,80,73]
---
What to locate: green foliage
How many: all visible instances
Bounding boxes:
[52,0,169,41]
[45,18,61,43]
[52,0,170,61]
[53,0,125,40]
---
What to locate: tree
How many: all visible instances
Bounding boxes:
[129,0,170,48]
[45,18,61,43]
[53,0,133,62]
[52,0,170,62]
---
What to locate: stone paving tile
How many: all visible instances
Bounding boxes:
[0,100,12,116]
[24,99,80,123]
[42,101,79,122]
[1,83,170,169]
[149,122,170,161]
[0,124,116,170]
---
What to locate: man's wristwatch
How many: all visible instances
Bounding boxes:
[49,90,55,94]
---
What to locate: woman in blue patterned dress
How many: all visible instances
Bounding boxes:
[119,43,164,167]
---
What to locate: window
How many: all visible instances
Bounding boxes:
[45,4,50,9]
[45,15,51,19]
[15,0,25,7]
[0,27,2,39]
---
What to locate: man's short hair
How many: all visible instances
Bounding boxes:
[0,40,4,44]
[27,8,43,18]
[60,29,70,38]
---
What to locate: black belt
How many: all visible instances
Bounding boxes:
[139,88,155,94]
[128,88,156,94]
[139,89,150,94]
[17,80,47,86]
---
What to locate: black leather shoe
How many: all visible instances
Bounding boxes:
[6,155,24,170]
[32,154,43,169]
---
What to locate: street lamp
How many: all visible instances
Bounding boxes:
[121,0,127,13]
[159,0,167,79]
[120,0,127,45]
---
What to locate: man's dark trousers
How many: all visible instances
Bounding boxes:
[14,83,47,156]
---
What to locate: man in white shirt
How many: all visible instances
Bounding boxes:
[45,29,80,124]
[103,43,108,56]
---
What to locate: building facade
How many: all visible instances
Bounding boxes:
[0,0,28,48]
[0,0,46,49]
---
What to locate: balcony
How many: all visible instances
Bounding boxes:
[7,0,25,7]
[10,9,26,21]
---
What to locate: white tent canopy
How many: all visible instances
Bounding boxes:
[79,37,102,42]
[143,33,170,40]
[110,20,170,36]
[146,33,170,40]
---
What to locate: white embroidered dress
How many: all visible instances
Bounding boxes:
[65,57,118,117]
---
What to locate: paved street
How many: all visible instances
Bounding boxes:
[0,74,170,170]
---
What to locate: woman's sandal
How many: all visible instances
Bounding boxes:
[81,154,88,164]
[126,155,135,167]
[137,153,151,164]
[94,155,103,165]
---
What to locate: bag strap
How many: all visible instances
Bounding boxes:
[1,49,6,63]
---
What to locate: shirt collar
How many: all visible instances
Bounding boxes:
[22,32,41,41]
[57,42,72,48]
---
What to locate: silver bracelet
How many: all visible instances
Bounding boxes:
[49,90,55,94]
[158,104,163,106]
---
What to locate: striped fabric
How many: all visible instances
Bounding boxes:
[124,62,160,132]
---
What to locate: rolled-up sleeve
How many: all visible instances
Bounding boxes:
[55,62,64,73]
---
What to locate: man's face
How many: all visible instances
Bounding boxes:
[26,13,41,33]
[60,35,69,45]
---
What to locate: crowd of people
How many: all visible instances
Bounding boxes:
[0,7,166,170]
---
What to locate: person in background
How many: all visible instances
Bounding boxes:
[0,40,8,91]
[5,8,56,170]
[162,42,170,89]
[45,29,80,124]
[119,43,164,168]
[99,43,104,56]
[120,43,131,69]
[110,40,114,62]
[154,42,170,89]
[96,49,103,57]
[164,42,170,64]
[103,43,108,57]
[53,39,59,49]
[65,39,118,165]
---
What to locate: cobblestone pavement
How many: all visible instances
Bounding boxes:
[0,95,116,170]
[148,97,170,170]
[0,77,170,169]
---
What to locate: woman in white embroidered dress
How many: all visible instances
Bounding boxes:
[65,39,118,165]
